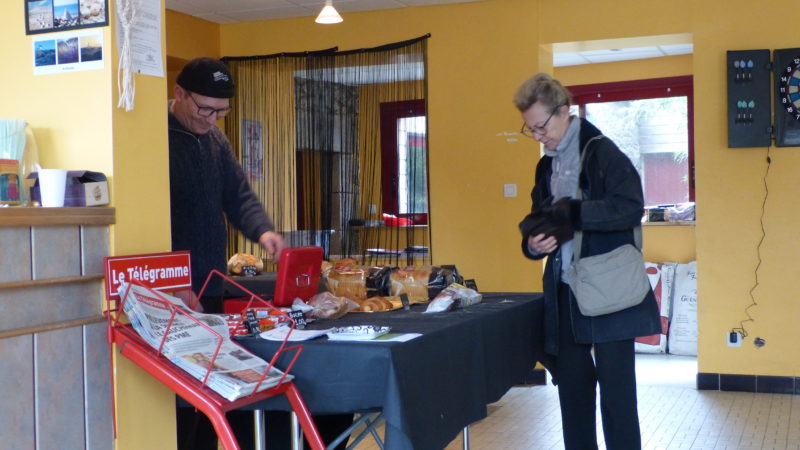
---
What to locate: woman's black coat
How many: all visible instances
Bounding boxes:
[522,119,662,356]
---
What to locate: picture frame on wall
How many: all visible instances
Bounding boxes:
[25,0,108,35]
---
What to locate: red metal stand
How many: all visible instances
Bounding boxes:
[103,254,324,450]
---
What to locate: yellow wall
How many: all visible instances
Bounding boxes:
[0,3,113,172]
[556,54,693,86]
[110,1,175,449]
[691,0,800,376]
[218,0,544,292]
[1,2,173,449]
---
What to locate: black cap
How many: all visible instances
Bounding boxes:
[176,57,235,98]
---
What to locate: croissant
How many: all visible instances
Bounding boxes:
[360,296,395,312]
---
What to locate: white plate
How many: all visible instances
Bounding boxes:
[327,325,391,341]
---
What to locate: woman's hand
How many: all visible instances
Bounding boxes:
[528,233,557,254]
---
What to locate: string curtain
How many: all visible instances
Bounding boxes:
[222,35,431,268]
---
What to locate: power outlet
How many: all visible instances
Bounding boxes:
[727,332,742,347]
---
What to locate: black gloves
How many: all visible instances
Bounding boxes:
[518,197,580,245]
[543,197,580,224]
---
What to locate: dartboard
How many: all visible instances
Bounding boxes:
[778,56,800,121]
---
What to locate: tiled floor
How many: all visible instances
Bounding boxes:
[347,354,800,450]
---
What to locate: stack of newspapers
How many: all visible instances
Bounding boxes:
[118,282,292,401]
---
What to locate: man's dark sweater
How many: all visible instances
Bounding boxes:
[168,108,274,308]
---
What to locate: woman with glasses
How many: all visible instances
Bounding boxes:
[514,73,660,450]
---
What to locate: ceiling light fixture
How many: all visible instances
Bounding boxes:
[315,0,343,24]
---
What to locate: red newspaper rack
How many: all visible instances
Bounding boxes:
[103,252,324,450]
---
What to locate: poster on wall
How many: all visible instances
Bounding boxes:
[114,0,164,77]
[25,0,108,35]
[242,120,264,181]
[32,28,104,75]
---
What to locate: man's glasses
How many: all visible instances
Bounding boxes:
[521,106,560,138]
[188,94,231,118]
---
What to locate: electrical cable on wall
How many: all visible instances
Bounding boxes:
[116,0,140,111]
[732,145,772,339]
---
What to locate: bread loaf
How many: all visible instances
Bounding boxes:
[333,258,359,269]
[326,268,368,300]
[227,253,264,275]
[390,266,433,303]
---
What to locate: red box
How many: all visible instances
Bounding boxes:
[273,246,324,307]
[222,246,324,311]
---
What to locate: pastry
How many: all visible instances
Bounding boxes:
[227,253,264,275]
[360,296,395,312]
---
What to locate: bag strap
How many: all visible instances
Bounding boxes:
[571,135,642,264]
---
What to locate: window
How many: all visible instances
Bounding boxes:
[380,100,428,224]
[568,76,694,207]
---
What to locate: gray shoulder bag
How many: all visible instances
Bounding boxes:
[566,139,650,317]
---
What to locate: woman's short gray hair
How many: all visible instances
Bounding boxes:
[512,73,572,112]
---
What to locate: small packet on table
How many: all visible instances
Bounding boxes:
[423,283,482,314]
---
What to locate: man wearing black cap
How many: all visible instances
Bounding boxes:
[169,57,352,450]
[169,56,284,307]
[169,56,284,449]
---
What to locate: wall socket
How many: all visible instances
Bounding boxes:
[727,331,742,347]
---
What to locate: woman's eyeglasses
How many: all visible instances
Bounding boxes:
[520,106,560,138]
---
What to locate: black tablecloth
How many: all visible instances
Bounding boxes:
[237,292,545,450]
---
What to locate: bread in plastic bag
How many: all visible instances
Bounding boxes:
[423,283,482,314]
[390,265,463,302]
[303,292,359,320]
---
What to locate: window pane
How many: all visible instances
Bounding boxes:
[585,97,689,206]
[397,116,428,214]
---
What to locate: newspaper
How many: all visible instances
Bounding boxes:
[118,282,292,401]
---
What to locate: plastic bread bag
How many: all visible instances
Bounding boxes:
[423,283,483,314]
[428,265,463,298]
[303,292,360,320]
[364,266,397,297]
[390,265,463,302]
[326,267,368,300]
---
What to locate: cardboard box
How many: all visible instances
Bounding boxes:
[29,170,109,206]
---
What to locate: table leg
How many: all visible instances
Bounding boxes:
[462,425,470,450]
[291,411,304,450]
[254,410,265,450]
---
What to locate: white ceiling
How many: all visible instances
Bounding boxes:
[554,43,693,67]
[165,0,481,24]
[165,1,693,66]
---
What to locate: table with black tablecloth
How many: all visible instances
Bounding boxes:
[237,292,545,450]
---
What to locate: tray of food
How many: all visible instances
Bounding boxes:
[326,325,391,341]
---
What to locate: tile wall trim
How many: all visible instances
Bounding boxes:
[697,372,799,395]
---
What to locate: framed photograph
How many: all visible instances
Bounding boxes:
[25,0,108,35]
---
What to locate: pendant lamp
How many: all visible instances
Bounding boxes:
[315,0,343,24]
